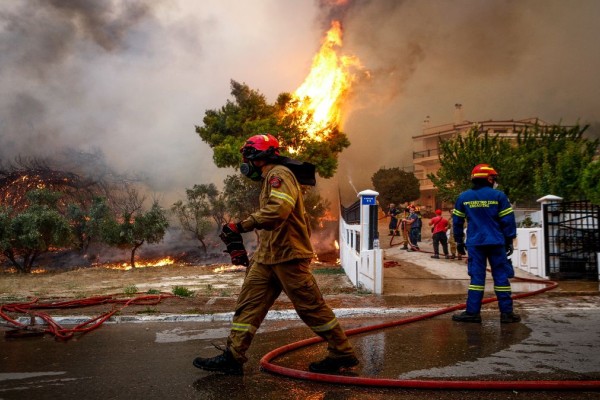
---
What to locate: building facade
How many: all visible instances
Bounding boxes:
[412,106,547,211]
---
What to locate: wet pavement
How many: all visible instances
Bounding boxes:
[2,239,600,399]
[2,296,600,400]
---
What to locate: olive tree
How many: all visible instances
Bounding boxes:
[195,80,350,179]
[0,189,72,273]
[171,184,221,253]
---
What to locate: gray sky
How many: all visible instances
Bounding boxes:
[1,0,599,206]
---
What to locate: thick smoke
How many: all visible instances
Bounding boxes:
[328,0,600,202]
[0,0,320,205]
[1,0,599,209]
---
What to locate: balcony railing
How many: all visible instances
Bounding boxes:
[413,148,440,159]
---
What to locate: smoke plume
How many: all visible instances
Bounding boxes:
[1,0,598,209]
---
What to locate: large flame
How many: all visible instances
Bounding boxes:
[287,20,362,143]
[102,257,175,271]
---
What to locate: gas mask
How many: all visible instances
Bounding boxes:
[240,160,262,181]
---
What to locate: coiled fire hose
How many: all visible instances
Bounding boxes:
[1,293,173,340]
[260,276,600,390]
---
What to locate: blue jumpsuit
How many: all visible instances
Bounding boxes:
[453,184,517,314]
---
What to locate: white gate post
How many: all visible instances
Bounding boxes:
[357,190,383,294]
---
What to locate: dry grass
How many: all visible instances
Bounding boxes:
[0,263,239,300]
[0,262,354,302]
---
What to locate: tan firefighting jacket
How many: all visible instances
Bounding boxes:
[239,164,315,264]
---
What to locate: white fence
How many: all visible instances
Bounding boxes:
[339,217,383,294]
[338,190,383,294]
[510,227,546,279]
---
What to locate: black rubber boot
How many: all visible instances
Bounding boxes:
[500,312,521,324]
[452,311,482,323]
[308,354,359,374]
[193,348,244,375]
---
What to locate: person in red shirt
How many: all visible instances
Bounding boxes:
[429,209,449,259]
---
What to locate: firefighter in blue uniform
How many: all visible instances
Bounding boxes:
[452,164,521,323]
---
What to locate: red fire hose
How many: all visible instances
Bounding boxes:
[1,293,174,340]
[260,276,600,390]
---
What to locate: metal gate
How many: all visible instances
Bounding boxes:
[544,200,600,280]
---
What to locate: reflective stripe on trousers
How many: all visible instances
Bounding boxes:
[227,259,354,363]
[466,245,514,314]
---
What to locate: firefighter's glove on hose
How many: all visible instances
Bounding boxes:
[456,242,466,256]
[505,238,514,257]
[220,223,249,267]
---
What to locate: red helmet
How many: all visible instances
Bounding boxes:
[471,163,498,179]
[240,134,280,160]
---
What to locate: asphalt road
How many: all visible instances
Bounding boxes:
[2,296,600,400]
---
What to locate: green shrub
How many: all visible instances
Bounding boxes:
[124,285,138,295]
[172,286,194,297]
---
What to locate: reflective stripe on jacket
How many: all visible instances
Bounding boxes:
[240,164,314,264]
[452,185,516,246]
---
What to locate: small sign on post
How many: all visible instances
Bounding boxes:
[361,195,376,206]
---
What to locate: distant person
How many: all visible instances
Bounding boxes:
[403,205,421,251]
[388,203,401,236]
[452,164,520,324]
[399,205,410,250]
[415,206,423,243]
[446,209,461,260]
[193,134,358,375]
[429,209,449,259]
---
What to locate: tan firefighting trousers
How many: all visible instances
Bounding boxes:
[400,221,409,247]
[226,258,355,363]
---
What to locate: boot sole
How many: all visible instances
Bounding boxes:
[193,359,243,375]
[308,357,359,373]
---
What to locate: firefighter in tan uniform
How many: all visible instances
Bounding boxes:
[193,134,358,375]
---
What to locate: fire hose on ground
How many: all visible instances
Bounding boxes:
[0,293,174,340]
[2,273,599,390]
[260,275,600,390]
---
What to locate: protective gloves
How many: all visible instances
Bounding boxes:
[505,238,514,257]
[219,223,249,267]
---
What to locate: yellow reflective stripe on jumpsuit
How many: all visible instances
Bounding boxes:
[231,322,257,335]
[311,318,340,333]
[270,189,295,207]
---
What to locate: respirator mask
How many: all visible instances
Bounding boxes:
[240,160,262,181]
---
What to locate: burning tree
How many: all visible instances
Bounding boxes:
[102,188,169,269]
[0,156,171,272]
[191,21,363,255]
[196,21,362,179]
[0,157,109,211]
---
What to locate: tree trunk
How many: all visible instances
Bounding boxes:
[198,239,207,254]
[4,250,25,273]
[130,241,144,270]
